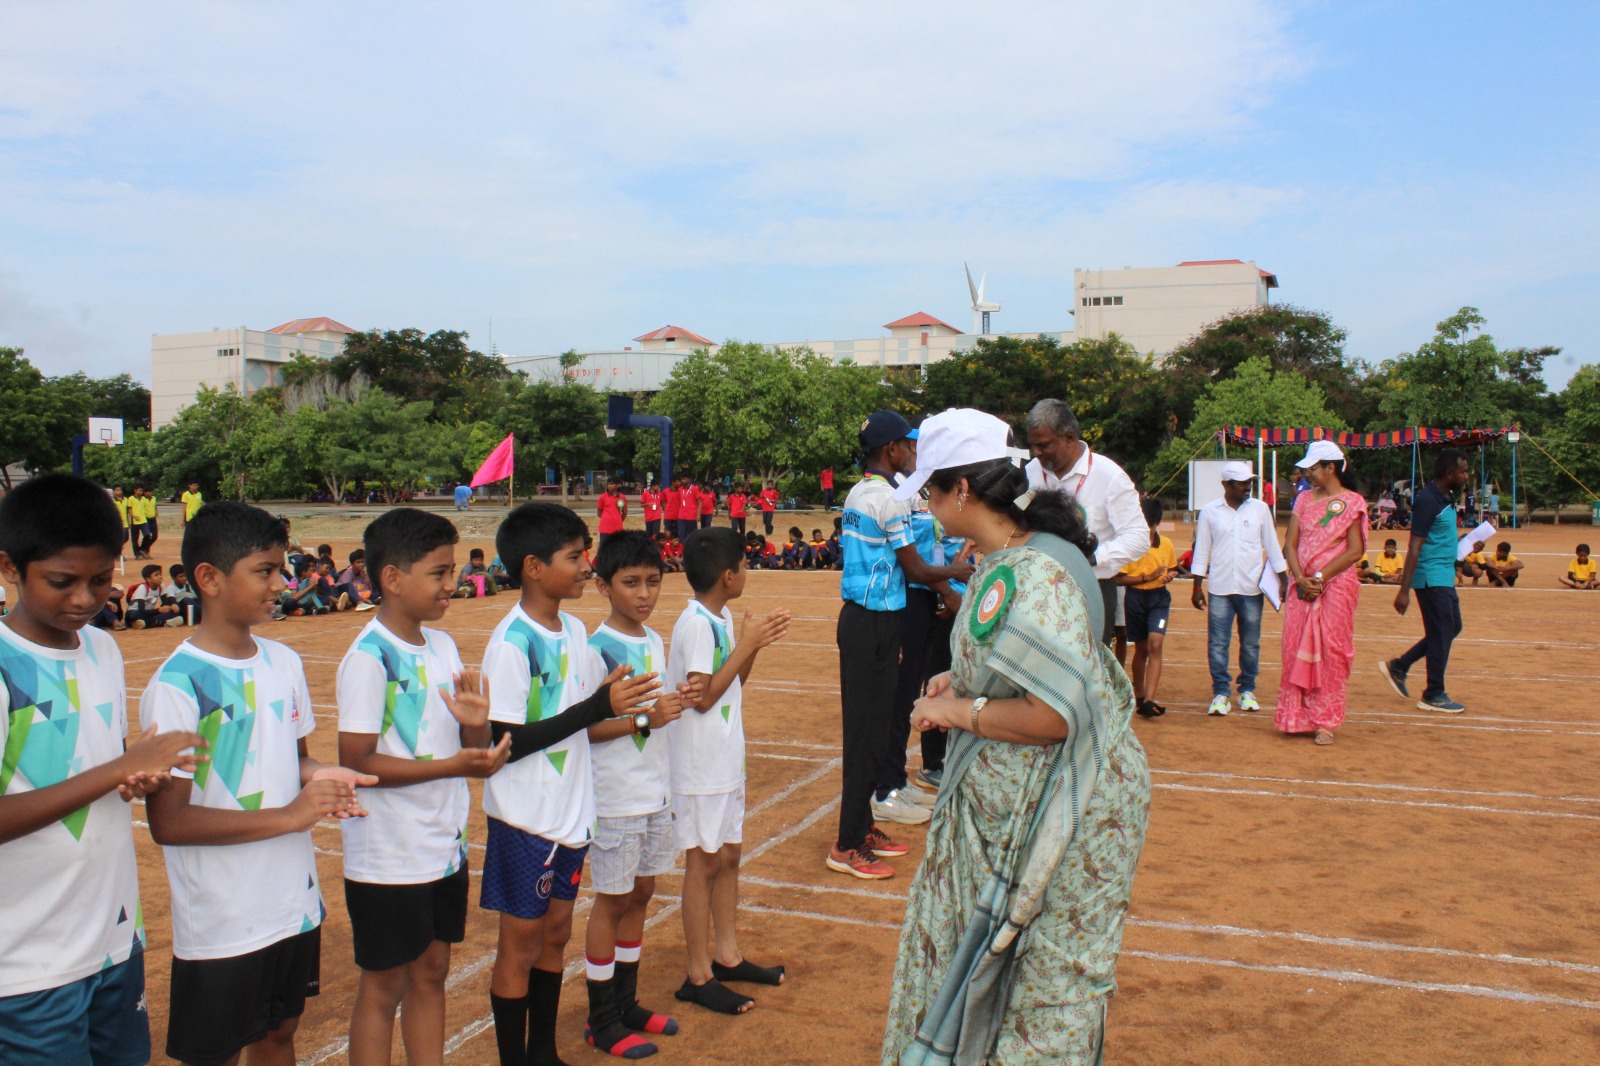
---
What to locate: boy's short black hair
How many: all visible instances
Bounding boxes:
[832,517,842,531]
[1384,538,1398,548]
[594,530,666,581]
[684,527,746,593]
[363,508,458,582]
[1578,543,1591,554]
[469,547,485,559]
[141,564,163,581]
[317,543,333,557]
[169,563,186,578]
[788,526,802,538]
[1433,449,1465,478]
[0,473,122,576]
[812,529,822,537]
[745,531,761,543]
[348,548,365,564]
[1496,541,1511,553]
[496,502,588,580]
[181,501,290,578]
[1141,497,1164,526]
[295,557,315,576]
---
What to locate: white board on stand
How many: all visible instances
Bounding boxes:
[1188,459,1237,512]
[88,417,125,445]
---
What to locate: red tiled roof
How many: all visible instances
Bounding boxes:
[633,325,713,345]
[884,312,958,331]
[268,317,355,335]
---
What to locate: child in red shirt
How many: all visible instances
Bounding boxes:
[676,480,699,542]
[663,478,681,537]
[641,484,663,538]
[697,483,716,529]
[757,480,779,536]
[597,478,627,552]
[727,485,748,536]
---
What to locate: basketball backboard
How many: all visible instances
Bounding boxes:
[88,417,125,445]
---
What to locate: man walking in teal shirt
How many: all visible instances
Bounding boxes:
[1380,449,1469,713]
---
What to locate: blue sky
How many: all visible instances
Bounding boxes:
[1,0,1595,388]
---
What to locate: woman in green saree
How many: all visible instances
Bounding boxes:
[880,408,1150,1065]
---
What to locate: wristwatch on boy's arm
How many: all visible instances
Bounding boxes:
[631,712,651,739]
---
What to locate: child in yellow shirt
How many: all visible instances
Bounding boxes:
[1361,538,1405,584]
[1560,543,1598,589]
[1115,498,1178,719]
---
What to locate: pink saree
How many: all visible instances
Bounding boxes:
[1275,489,1369,734]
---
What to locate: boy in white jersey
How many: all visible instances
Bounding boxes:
[582,531,697,1058]
[143,502,374,1066]
[0,474,203,1066]
[337,509,513,1065]
[480,503,663,1066]
[668,527,791,1016]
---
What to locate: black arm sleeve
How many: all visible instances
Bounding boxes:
[491,684,614,763]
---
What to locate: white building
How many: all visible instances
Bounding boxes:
[151,317,354,428]
[1073,259,1278,358]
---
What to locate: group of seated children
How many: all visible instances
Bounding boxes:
[275,545,382,616]
[1358,539,1407,584]
[1458,540,1524,587]
[743,521,842,570]
[0,477,795,1066]
[87,562,201,630]
[1561,543,1598,589]
[453,547,518,597]
[652,529,684,573]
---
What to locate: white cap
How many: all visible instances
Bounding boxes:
[1295,440,1346,469]
[1220,460,1256,482]
[891,408,1015,501]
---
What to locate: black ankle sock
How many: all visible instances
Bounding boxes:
[491,991,531,1066]
[527,967,569,1066]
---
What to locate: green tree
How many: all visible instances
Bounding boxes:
[1376,307,1512,429]
[332,328,509,422]
[0,348,91,487]
[1539,364,1600,507]
[495,360,608,501]
[143,385,274,499]
[54,372,153,432]
[81,429,156,490]
[323,390,458,503]
[1148,356,1348,494]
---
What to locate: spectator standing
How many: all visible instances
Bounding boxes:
[1023,399,1146,644]
[1189,461,1287,716]
[641,483,663,538]
[819,468,835,511]
[180,481,204,526]
[1382,450,1470,714]
[727,484,748,535]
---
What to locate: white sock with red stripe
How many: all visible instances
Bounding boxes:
[586,953,616,981]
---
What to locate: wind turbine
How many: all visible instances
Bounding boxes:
[965,263,1000,335]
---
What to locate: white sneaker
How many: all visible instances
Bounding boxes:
[871,789,931,825]
[902,786,937,807]
[1238,691,1260,713]
[1207,695,1231,716]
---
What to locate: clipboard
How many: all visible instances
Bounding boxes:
[1259,566,1283,612]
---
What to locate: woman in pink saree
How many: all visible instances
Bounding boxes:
[1276,441,1369,745]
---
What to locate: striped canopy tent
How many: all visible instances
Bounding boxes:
[1222,426,1515,450]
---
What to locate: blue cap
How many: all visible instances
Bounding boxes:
[859,410,913,452]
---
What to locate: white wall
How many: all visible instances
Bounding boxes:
[1074,262,1271,359]
[151,328,345,427]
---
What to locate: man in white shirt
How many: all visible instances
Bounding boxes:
[1024,398,1149,643]
[1189,461,1288,715]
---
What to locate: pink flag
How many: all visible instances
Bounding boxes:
[470,433,515,487]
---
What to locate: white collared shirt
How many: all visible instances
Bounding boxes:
[1025,448,1148,579]
[1191,496,1287,596]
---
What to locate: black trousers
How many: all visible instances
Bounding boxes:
[1394,585,1462,700]
[677,518,696,541]
[762,512,774,535]
[1098,577,1117,645]
[731,516,745,535]
[837,601,902,853]
[822,488,834,510]
[881,587,938,796]
[920,611,955,772]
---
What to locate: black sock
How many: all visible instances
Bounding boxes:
[491,992,531,1066]
[527,967,568,1066]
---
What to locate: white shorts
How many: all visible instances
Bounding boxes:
[673,785,745,854]
[1115,585,1126,627]
[589,809,678,895]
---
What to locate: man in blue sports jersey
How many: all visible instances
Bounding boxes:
[830,412,973,880]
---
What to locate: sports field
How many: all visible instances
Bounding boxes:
[56,513,1600,1064]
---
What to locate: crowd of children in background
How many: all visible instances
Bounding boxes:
[0,476,797,1066]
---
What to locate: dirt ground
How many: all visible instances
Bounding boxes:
[14,505,1600,1064]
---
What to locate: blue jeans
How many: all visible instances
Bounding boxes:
[1207,593,1264,696]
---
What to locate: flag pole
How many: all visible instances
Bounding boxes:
[509,467,514,508]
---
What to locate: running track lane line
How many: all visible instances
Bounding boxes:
[1153,781,1600,821]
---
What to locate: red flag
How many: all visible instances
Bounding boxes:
[470,433,515,487]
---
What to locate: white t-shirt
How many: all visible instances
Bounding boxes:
[336,620,469,884]
[0,624,142,996]
[587,623,670,818]
[482,606,598,847]
[665,600,744,796]
[141,637,323,961]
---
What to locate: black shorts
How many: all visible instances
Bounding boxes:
[166,927,320,1066]
[345,867,470,972]
[1124,586,1172,643]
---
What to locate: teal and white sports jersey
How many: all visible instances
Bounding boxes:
[587,623,670,817]
[482,606,597,846]
[0,624,143,996]
[142,637,323,961]
[840,474,913,611]
[665,600,744,796]
[336,620,469,884]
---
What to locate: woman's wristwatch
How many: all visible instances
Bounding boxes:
[969,696,988,736]
[631,712,651,739]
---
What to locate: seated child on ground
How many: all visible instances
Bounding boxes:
[1116,497,1177,719]
[1483,541,1523,587]
[779,527,812,570]
[128,562,185,628]
[668,528,791,1016]
[164,562,202,623]
[456,548,500,597]
[0,474,204,1066]
[1361,539,1405,584]
[809,529,831,568]
[1458,541,1489,586]
[1560,543,1599,589]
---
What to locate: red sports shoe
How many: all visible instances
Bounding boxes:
[826,845,894,880]
[864,825,909,858]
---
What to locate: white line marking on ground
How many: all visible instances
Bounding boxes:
[1155,781,1600,821]
[1151,768,1600,806]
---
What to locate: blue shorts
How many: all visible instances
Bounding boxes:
[1124,586,1172,643]
[480,818,588,920]
[0,953,150,1066]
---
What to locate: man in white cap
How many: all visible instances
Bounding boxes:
[1190,460,1288,715]
[1024,399,1147,643]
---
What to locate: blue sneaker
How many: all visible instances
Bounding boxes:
[914,767,942,791]
[1418,694,1465,714]
[1377,660,1409,699]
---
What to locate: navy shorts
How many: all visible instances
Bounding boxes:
[1124,586,1172,643]
[480,817,588,920]
[0,953,149,1066]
